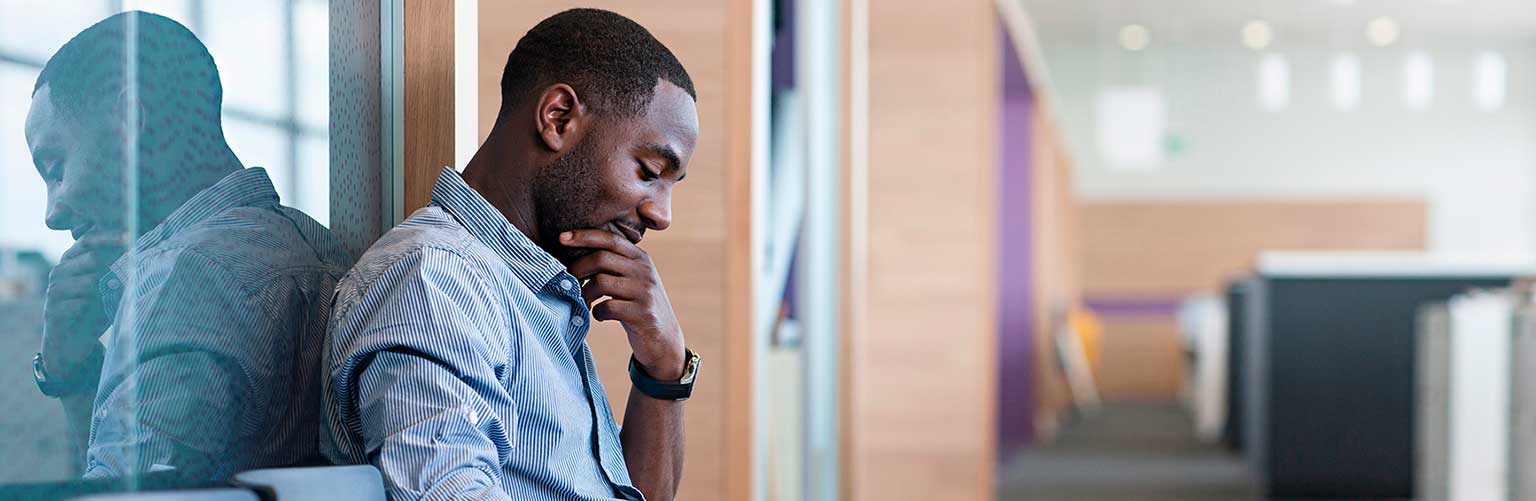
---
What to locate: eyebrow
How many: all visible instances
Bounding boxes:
[641,143,686,181]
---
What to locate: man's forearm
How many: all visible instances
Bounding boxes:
[60,391,94,472]
[619,388,685,501]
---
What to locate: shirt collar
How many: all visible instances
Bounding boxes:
[429,166,567,291]
[107,167,279,276]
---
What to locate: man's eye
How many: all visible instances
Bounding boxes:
[639,163,660,181]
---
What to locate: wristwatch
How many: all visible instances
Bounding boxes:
[629,349,701,401]
[34,347,104,398]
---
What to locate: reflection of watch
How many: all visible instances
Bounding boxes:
[629,349,701,401]
[33,347,103,398]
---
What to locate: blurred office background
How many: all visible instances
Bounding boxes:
[1,0,1534,500]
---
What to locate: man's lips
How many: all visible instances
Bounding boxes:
[70,223,95,241]
[609,222,644,245]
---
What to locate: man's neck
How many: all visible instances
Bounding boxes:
[461,133,543,246]
[133,146,242,238]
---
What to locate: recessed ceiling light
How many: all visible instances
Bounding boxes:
[1473,51,1508,111]
[1331,53,1361,111]
[1119,24,1151,51]
[1243,21,1274,50]
[1403,51,1434,111]
[1258,54,1291,112]
[1367,17,1399,47]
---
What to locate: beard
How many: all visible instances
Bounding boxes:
[531,137,611,263]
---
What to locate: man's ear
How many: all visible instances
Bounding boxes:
[534,83,586,153]
[109,88,149,143]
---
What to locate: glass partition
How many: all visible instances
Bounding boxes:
[0,0,341,492]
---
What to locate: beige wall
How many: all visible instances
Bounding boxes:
[848,0,999,499]
[477,3,755,500]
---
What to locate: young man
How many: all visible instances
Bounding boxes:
[25,12,352,479]
[321,9,700,501]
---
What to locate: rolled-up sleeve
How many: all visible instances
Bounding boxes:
[324,246,516,501]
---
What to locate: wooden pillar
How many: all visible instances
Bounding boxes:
[401,0,455,213]
[847,0,1000,499]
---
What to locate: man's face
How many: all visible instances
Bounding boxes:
[25,85,129,242]
[533,81,699,261]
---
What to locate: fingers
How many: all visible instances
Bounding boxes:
[580,273,642,305]
[559,229,642,259]
[592,298,641,324]
[567,250,639,280]
[46,274,103,301]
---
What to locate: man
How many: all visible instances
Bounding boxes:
[322,8,699,501]
[25,12,352,480]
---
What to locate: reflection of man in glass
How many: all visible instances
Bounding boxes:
[23,11,351,480]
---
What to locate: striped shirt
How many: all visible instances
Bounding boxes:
[88,167,352,480]
[321,167,641,501]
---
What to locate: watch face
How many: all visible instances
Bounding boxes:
[679,351,701,384]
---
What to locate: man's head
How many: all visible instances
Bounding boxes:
[25,11,230,241]
[488,8,699,261]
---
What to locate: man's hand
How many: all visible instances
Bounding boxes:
[561,229,686,380]
[43,233,123,378]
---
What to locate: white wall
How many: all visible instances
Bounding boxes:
[1046,43,1536,255]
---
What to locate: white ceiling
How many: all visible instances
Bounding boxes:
[1021,0,1536,46]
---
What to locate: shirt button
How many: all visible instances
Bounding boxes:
[570,316,585,327]
[106,279,121,290]
[560,279,574,291]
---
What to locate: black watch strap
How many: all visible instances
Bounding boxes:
[34,346,104,398]
[629,349,700,401]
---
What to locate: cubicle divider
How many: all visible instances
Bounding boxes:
[1417,288,1536,501]
[1241,253,1523,499]
[1221,278,1250,453]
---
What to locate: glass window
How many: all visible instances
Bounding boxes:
[0,0,341,492]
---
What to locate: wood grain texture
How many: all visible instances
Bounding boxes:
[475,3,752,500]
[853,0,999,499]
[403,0,455,212]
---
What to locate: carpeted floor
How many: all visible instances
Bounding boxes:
[998,401,1257,501]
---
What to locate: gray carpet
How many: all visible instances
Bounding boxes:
[999,401,1257,501]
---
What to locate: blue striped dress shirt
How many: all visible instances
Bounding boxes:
[88,167,352,480]
[321,167,642,501]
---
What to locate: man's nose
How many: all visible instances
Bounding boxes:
[44,195,76,231]
[639,196,672,232]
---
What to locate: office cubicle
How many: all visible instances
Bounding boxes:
[1242,252,1525,498]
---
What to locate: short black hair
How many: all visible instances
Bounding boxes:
[34,11,221,126]
[499,8,695,122]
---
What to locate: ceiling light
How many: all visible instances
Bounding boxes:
[1331,53,1361,111]
[1242,21,1274,50]
[1403,51,1434,111]
[1367,17,1399,47]
[1473,51,1507,111]
[1258,54,1291,112]
[1119,24,1151,51]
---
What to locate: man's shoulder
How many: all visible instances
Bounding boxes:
[339,206,495,294]
[149,204,351,280]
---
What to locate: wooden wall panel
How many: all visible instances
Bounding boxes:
[402,0,455,213]
[853,0,998,499]
[1080,200,1427,298]
[1094,317,1185,399]
[476,3,753,500]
